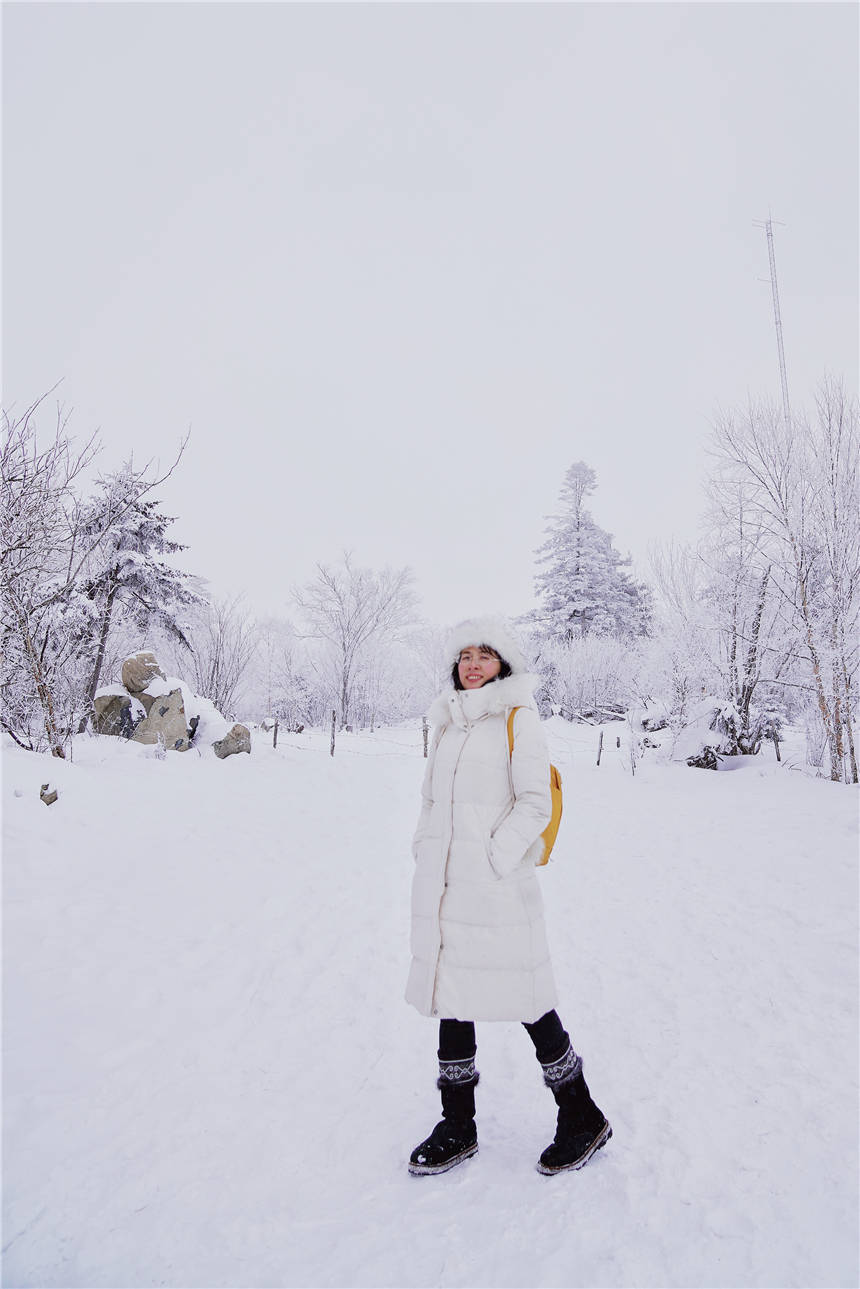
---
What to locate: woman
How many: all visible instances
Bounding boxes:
[406,615,611,1176]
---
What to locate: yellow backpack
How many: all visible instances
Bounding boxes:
[506,707,563,867]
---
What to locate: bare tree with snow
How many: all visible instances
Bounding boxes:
[184,595,258,720]
[806,376,860,780]
[292,552,418,729]
[1,393,99,754]
[711,380,859,782]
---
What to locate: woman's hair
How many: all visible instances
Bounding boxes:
[451,644,512,690]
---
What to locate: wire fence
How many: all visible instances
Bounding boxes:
[262,718,627,766]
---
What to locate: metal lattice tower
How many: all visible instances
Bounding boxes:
[755,215,791,429]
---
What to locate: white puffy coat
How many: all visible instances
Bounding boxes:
[405,672,559,1024]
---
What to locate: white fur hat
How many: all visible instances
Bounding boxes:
[446,615,528,675]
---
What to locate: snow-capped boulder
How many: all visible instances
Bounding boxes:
[132,689,190,752]
[184,692,231,748]
[212,724,251,759]
[121,651,165,695]
[137,674,176,716]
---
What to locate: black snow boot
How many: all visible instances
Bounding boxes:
[408,1068,479,1176]
[536,1045,611,1175]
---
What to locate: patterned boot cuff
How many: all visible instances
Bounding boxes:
[437,1056,479,1088]
[540,1042,582,1090]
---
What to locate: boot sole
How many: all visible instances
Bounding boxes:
[535,1121,612,1175]
[408,1142,478,1176]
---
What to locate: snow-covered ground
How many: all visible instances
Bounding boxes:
[3,722,858,1289]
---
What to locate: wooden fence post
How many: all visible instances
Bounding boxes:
[772,730,781,762]
[330,710,336,757]
[597,730,604,766]
[422,716,429,758]
[273,719,279,749]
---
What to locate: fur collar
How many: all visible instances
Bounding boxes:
[428,672,541,729]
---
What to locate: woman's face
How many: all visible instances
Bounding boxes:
[458,645,502,689]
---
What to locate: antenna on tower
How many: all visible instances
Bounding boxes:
[754,214,791,429]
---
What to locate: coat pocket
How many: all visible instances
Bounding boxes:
[488,832,517,881]
[486,803,514,878]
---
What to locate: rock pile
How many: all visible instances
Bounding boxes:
[93,652,250,758]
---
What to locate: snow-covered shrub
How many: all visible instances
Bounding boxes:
[637,698,670,732]
[530,634,638,722]
[671,697,732,768]
[669,696,783,768]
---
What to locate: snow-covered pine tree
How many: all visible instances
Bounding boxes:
[76,462,202,725]
[532,462,651,641]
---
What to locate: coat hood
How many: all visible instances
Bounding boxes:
[428,671,541,728]
[446,615,528,675]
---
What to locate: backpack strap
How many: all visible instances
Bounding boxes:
[506,706,520,757]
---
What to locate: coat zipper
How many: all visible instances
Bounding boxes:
[429,720,471,1016]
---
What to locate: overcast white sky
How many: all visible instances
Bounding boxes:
[4,2,858,626]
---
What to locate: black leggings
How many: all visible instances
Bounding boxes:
[438,1011,570,1067]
